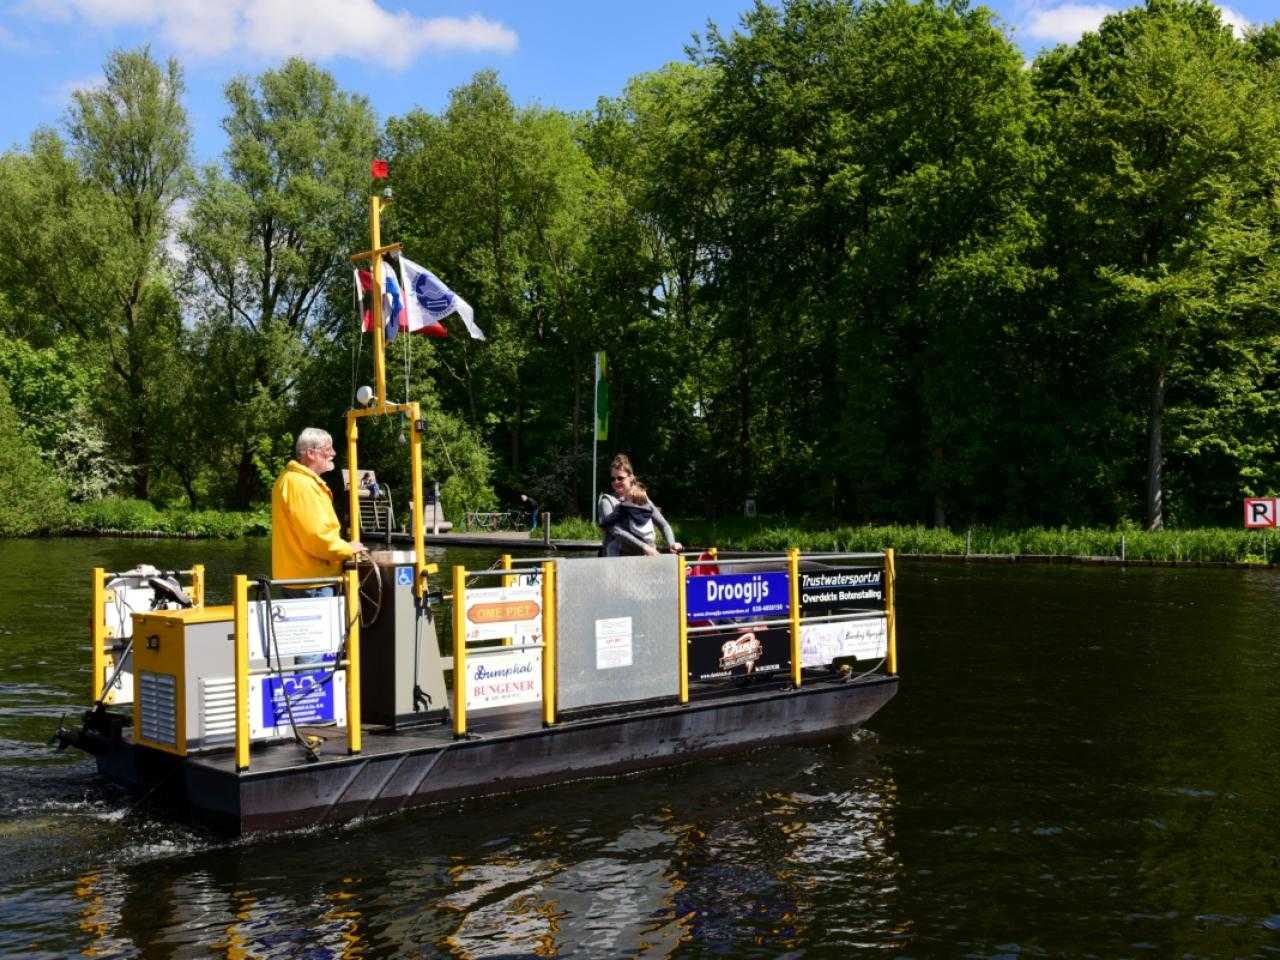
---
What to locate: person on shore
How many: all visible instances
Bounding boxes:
[272,427,365,597]
[520,493,540,531]
[598,454,682,556]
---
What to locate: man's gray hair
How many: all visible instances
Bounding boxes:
[296,427,333,459]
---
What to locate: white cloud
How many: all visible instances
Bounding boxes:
[19,0,517,67]
[44,72,105,106]
[1025,3,1117,44]
[1215,4,1250,39]
[1022,1,1253,46]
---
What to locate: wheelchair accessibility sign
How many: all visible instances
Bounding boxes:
[396,566,414,587]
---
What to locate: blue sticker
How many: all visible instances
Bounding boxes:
[686,572,791,621]
[261,670,336,728]
[396,566,413,587]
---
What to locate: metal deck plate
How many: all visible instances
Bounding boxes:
[554,555,680,710]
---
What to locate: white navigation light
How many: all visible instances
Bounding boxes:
[356,385,374,407]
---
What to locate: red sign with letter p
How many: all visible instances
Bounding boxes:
[1244,497,1277,528]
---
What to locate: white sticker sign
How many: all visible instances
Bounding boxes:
[801,618,888,667]
[466,648,543,711]
[1244,497,1278,529]
[595,616,634,670]
[464,586,543,644]
[248,597,344,660]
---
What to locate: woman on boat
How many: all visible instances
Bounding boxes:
[598,454,682,556]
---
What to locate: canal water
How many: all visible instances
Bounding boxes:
[0,538,1277,958]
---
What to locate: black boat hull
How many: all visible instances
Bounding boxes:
[96,675,897,834]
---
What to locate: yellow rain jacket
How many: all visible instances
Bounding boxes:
[271,460,356,580]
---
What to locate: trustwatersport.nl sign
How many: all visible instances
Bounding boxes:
[798,567,884,615]
[685,572,790,621]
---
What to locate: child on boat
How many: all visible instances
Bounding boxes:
[600,481,682,556]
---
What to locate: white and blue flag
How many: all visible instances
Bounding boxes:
[399,255,484,340]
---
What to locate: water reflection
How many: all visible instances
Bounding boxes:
[6,540,1280,957]
[52,741,899,958]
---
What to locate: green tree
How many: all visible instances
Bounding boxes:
[1034,0,1280,528]
[0,335,128,500]
[0,381,68,535]
[386,71,607,510]
[0,47,189,498]
[183,58,377,506]
[690,0,1040,523]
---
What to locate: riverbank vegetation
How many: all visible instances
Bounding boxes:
[549,516,1280,564]
[3,0,1280,537]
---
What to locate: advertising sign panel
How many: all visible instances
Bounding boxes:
[688,626,792,682]
[249,596,344,660]
[465,585,543,644]
[465,648,543,710]
[254,669,347,738]
[801,618,888,667]
[1244,497,1277,529]
[685,572,790,621]
[798,567,884,615]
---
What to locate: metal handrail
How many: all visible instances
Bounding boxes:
[685,609,885,635]
[233,569,361,772]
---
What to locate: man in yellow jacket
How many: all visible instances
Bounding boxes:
[272,427,365,591]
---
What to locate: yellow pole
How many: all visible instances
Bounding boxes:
[190,564,205,608]
[346,411,360,545]
[541,561,556,726]
[91,568,107,702]
[369,195,387,409]
[678,554,688,703]
[885,548,898,675]
[409,401,426,597]
[233,575,250,771]
[344,568,362,754]
[452,565,467,738]
[788,547,802,688]
[501,553,513,646]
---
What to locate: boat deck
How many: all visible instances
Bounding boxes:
[101,675,898,834]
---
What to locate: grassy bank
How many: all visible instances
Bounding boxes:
[50,499,270,538]
[547,516,1280,565]
[14,500,1280,566]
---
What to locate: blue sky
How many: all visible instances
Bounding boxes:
[0,0,1274,163]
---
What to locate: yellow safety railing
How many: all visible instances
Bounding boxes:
[90,564,205,703]
[541,560,557,726]
[677,554,689,704]
[232,573,363,772]
[452,565,467,738]
[885,548,897,675]
[679,547,897,694]
[788,547,802,688]
[450,561,558,737]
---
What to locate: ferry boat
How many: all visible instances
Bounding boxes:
[55,190,899,835]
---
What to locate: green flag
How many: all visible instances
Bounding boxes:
[594,351,609,441]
